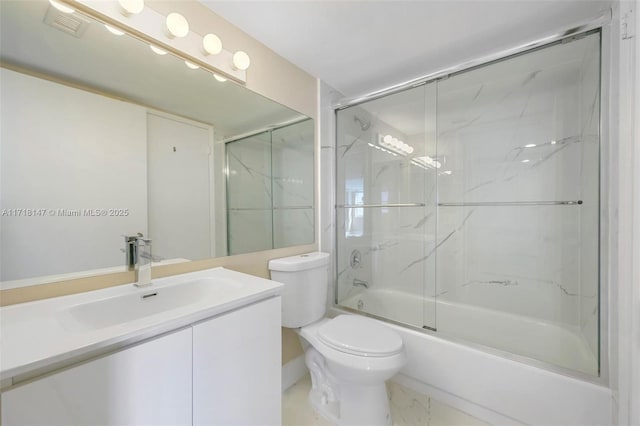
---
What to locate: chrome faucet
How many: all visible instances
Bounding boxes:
[124,233,153,287]
[353,278,369,289]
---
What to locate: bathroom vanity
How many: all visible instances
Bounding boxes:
[0,268,283,425]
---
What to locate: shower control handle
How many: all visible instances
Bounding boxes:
[350,250,361,268]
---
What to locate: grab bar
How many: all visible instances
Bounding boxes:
[337,203,426,208]
[438,200,583,207]
[228,206,313,211]
[337,201,582,208]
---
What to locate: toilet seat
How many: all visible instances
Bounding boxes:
[317,315,403,357]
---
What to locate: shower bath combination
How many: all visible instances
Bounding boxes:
[334,29,602,377]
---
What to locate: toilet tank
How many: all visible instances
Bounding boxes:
[268,252,330,328]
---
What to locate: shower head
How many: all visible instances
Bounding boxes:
[353,115,371,131]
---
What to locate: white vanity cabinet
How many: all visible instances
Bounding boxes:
[1,296,282,426]
[1,327,193,426]
[193,296,281,426]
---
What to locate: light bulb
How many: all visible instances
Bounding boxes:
[524,144,536,148]
[105,24,125,36]
[49,0,74,14]
[213,74,227,82]
[185,60,199,70]
[521,159,530,163]
[118,0,144,15]
[383,135,393,144]
[202,34,222,55]
[165,12,189,38]
[232,51,251,71]
[150,45,167,55]
[407,146,414,154]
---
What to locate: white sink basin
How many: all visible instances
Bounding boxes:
[58,278,242,332]
[2,267,282,381]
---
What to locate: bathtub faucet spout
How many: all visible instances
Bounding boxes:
[353,278,369,289]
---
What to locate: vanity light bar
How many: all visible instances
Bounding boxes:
[69,0,249,83]
[411,156,441,169]
[378,134,414,156]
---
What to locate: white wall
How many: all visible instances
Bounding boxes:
[147,112,213,261]
[611,0,640,424]
[0,69,147,281]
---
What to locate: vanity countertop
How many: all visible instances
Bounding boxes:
[0,267,282,383]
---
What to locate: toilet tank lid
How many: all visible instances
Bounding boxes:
[268,252,330,272]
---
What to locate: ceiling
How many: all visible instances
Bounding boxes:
[200,0,611,99]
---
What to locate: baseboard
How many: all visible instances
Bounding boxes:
[282,355,308,391]
[392,373,523,426]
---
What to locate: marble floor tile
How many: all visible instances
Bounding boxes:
[283,374,333,426]
[283,374,490,426]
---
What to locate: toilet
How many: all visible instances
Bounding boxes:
[269,252,407,426]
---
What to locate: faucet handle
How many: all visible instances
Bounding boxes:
[123,234,138,243]
[136,232,151,245]
[123,233,151,245]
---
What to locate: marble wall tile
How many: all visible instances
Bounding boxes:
[273,208,314,249]
[226,132,273,209]
[436,205,582,325]
[272,119,315,209]
[336,205,436,328]
[227,209,272,255]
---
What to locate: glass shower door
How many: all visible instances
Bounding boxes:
[271,119,315,249]
[226,131,273,255]
[335,83,438,330]
[435,32,600,375]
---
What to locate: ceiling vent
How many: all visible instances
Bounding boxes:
[43,5,90,38]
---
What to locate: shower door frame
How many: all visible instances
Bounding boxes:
[331,13,613,385]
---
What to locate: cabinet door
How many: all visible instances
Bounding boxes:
[2,328,192,426]
[193,297,281,426]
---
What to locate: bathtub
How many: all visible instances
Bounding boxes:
[336,289,612,426]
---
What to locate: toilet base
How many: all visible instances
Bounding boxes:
[305,347,392,426]
[309,380,392,426]
[338,382,392,426]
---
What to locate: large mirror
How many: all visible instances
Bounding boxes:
[0,0,315,289]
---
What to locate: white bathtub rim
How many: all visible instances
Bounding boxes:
[328,306,613,426]
[334,293,602,383]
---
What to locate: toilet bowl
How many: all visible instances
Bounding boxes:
[269,252,407,426]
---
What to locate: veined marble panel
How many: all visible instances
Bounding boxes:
[227,209,272,255]
[436,205,583,326]
[226,132,273,209]
[336,205,436,328]
[272,119,315,209]
[273,208,314,249]
[336,84,436,207]
[437,33,600,205]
